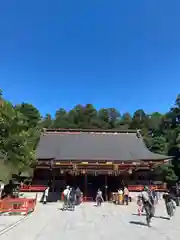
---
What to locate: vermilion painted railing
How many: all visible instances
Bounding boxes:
[0,197,37,215]
[20,185,47,192]
[128,185,166,191]
[20,184,167,194]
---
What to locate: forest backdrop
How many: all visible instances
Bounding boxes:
[0,89,180,183]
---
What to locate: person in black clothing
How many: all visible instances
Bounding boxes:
[96,189,104,206]
[75,187,81,205]
[163,192,176,219]
[1,180,14,199]
[69,187,75,210]
[175,183,180,206]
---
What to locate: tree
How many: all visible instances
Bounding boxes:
[74,104,99,128]
[0,89,2,98]
[67,105,85,128]
[15,103,41,128]
[148,112,163,133]
[150,136,167,154]
[120,113,132,128]
[41,114,53,129]
[130,109,148,130]
[98,109,111,129]
[164,95,180,177]
[52,108,69,128]
[107,108,121,128]
[177,132,180,149]
[154,164,178,182]
[0,91,40,181]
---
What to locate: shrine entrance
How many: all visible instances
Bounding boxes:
[65,173,123,201]
[33,169,128,201]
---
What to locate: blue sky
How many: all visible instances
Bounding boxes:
[0,0,180,116]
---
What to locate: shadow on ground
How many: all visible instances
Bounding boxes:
[58,207,75,212]
[129,221,148,227]
[132,213,170,220]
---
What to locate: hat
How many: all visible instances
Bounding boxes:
[144,186,149,191]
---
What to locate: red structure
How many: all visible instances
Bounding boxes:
[0,197,37,215]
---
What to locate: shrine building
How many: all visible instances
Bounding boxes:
[33,129,171,200]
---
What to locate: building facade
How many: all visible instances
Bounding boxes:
[34,129,170,199]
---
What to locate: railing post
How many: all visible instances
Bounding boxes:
[26,200,29,215]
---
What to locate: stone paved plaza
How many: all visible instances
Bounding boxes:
[0,200,180,240]
[0,215,24,233]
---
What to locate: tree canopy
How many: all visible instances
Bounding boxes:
[0,89,180,182]
[0,91,41,181]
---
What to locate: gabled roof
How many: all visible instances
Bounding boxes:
[36,130,171,162]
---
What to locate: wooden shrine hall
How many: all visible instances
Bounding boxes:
[34,129,171,200]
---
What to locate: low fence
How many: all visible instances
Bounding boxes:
[20,184,167,192]
[0,196,37,215]
[20,185,46,192]
[128,185,166,192]
[83,197,93,202]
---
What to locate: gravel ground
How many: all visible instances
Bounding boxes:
[0,200,180,240]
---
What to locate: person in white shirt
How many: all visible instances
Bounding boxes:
[118,189,123,194]
[43,186,49,204]
[63,186,70,209]
[0,181,4,199]
[63,186,70,197]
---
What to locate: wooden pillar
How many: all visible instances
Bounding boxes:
[105,175,108,201]
[52,168,55,192]
[84,173,88,201]
[64,171,67,186]
[49,168,52,189]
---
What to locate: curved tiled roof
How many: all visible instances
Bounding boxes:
[36,131,171,162]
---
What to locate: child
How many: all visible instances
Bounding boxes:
[137,195,143,216]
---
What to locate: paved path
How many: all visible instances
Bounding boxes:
[1,201,180,240]
[0,215,24,234]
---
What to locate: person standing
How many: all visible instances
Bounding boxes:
[123,186,129,205]
[140,186,154,226]
[163,192,176,219]
[75,187,81,205]
[63,186,70,210]
[0,181,4,199]
[96,189,104,206]
[43,186,50,204]
[69,187,75,210]
[118,188,123,204]
[175,183,180,206]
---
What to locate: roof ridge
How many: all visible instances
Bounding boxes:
[42,132,138,136]
[43,128,140,134]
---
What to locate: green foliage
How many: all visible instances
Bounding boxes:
[1,87,180,182]
[15,103,41,128]
[149,136,167,154]
[0,91,41,180]
[0,161,18,183]
[154,164,178,182]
